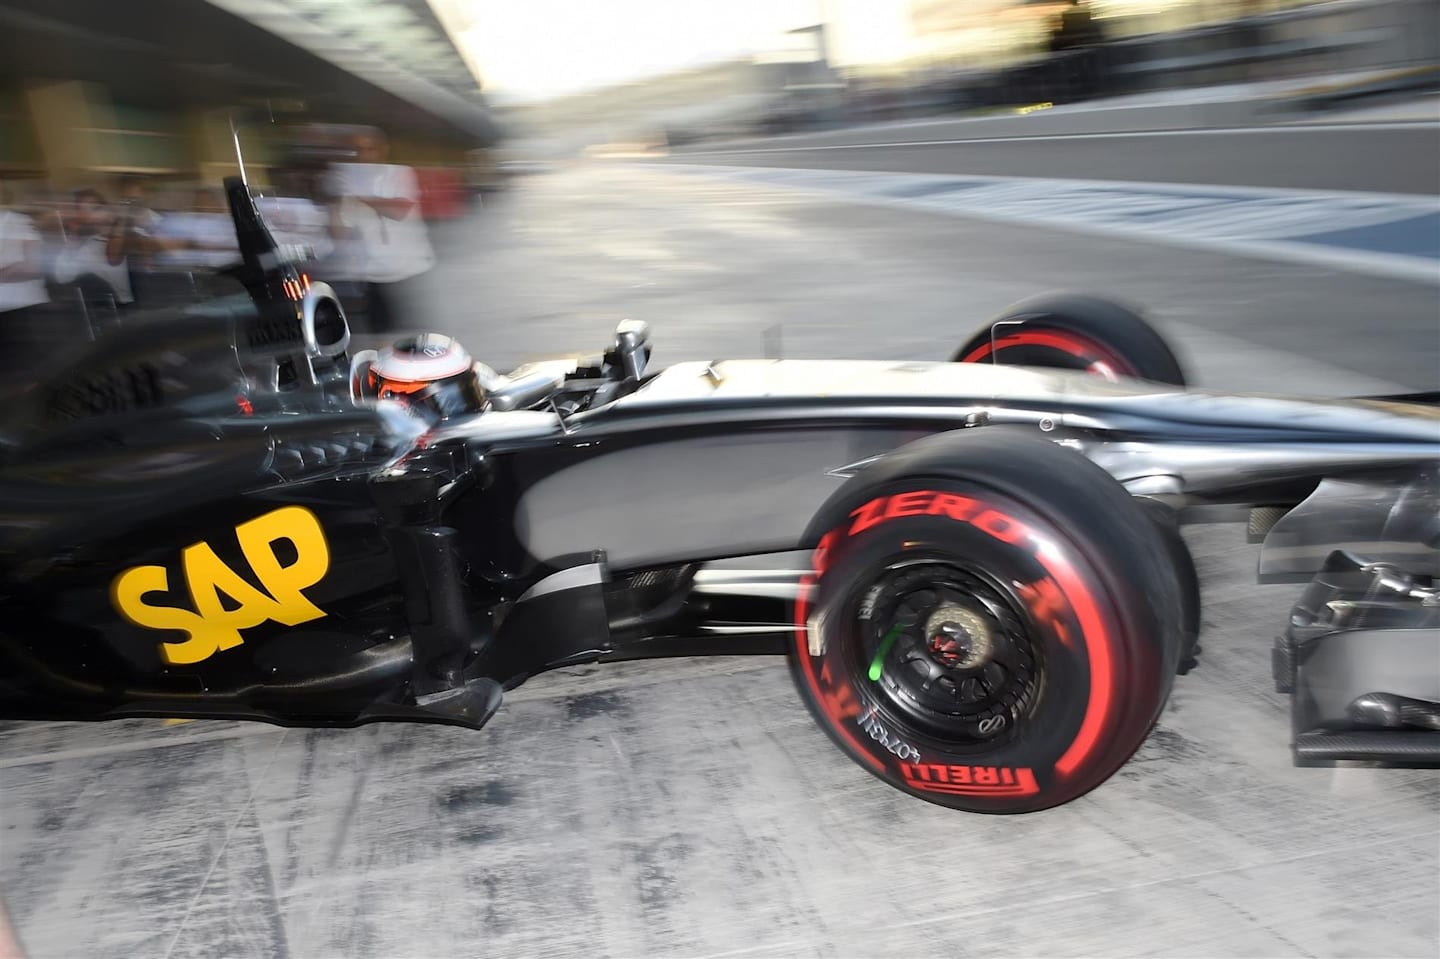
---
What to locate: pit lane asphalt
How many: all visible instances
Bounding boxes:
[665,112,1440,196]
[0,164,1436,959]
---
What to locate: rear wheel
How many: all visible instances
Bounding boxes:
[954,293,1187,386]
[790,430,1183,813]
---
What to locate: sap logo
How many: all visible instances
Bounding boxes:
[111,506,330,665]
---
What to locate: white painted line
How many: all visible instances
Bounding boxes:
[673,121,1440,157]
[663,161,1440,206]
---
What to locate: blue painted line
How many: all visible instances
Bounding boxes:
[658,163,1440,282]
[1289,213,1440,260]
[1086,187,1259,203]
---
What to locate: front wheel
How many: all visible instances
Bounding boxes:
[954,293,1187,386]
[790,430,1183,813]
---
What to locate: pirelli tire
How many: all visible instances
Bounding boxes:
[954,293,1188,386]
[1135,497,1203,675]
[790,429,1184,814]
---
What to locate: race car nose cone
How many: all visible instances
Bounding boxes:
[925,604,993,670]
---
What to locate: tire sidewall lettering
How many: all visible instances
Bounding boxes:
[798,486,1118,803]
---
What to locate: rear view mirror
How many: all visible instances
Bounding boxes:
[613,318,651,380]
[301,281,351,359]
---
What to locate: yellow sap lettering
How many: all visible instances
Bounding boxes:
[109,506,332,665]
[111,564,217,665]
[183,541,283,653]
[234,506,328,626]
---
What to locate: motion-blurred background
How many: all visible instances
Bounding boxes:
[4,0,1437,170]
[1,4,1439,959]
[1,0,1435,351]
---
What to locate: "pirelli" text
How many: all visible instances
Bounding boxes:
[900,763,1039,797]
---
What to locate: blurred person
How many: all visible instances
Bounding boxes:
[19,186,72,284]
[1049,0,1102,52]
[114,175,163,259]
[256,189,334,264]
[152,187,240,272]
[323,128,435,335]
[1048,0,1108,100]
[112,175,181,306]
[143,186,243,304]
[51,188,141,310]
[0,185,51,370]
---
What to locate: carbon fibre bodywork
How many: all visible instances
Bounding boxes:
[0,176,1436,772]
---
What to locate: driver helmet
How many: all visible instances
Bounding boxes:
[365,333,486,420]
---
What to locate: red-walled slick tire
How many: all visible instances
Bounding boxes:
[954,293,1187,386]
[790,430,1184,813]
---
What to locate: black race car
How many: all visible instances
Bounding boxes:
[0,177,1435,814]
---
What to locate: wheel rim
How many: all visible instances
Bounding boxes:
[960,328,1138,382]
[851,557,1046,746]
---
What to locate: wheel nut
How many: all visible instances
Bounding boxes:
[924,605,993,669]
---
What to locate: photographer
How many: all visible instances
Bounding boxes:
[51,187,147,311]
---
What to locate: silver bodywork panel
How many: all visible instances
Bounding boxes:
[431,357,1439,574]
[512,428,918,569]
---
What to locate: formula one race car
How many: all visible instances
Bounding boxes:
[0,177,1435,814]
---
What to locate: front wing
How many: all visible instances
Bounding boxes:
[1273,550,1440,765]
